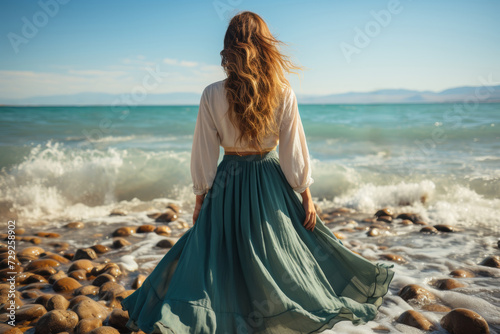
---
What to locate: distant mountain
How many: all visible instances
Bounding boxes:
[0,92,201,106]
[2,85,500,106]
[295,85,500,104]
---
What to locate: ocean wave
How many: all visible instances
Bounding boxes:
[0,141,191,223]
[1,140,499,228]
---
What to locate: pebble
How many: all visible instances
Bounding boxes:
[21,289,42,299]
[132,274,147,289]
[98,282,125,300]
[377,216,393,223]
[34,294,56,309]
[137,224,156,233]
[155,208,178,223]
[25,274,48,284]
[65,222,84,229]
[71,297,109,320]
[420,226,438,234]
[68,259,94,274]
[73,285,100,297]
[53,277,82,292]
[32,267,58,278]
[398,284,436,305]
[111,227,136,237]
[25,236,43,244]
[479,255,500,268]
[396,309,435,331]
[35,310,79,334]
[72,248,98,261]
[374,208,394,217]
[26,259,61,271]
[367,227,391,237]
[46,295,70,311]
[450,269,475,278]
[434,224,459,232]
[112,238,131,248]
[40,252,70,264]
[92,273,116,287]
[69,269,88,281]
[333,232,346,240]
[157,238,176,248]
[36,232,61,238]
[18,246,45,258]
[414,220,428,225]
[396,213,420,222]
[166,203,182,213]
[48,270,67,284]
[107,308,130,332]
[435,278,466,290]
[48,241,70,252]
[400,219,413,226]
[90,244,110,254]
[380,253,406,263]
[15,303,47,323]
[14,272,34,284]
[75,318,103,334]
[88,326,120,334]
[155,225,172,236]
[440,308,490,334]
[91,263,122,278]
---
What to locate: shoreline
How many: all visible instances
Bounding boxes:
[1,203,499,333]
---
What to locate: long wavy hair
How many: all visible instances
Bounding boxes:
[220,11,303,151]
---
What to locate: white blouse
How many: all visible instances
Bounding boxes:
[190,79,314,195]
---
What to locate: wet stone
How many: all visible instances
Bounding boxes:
[35,310,79,334]
[440,308,490,334]
[396,310,435,331]
[72,248,98,261]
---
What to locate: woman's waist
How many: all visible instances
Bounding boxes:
[222,146,278,161]
[223,145,277,156]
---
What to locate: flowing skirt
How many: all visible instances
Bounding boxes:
[120,150,395,334]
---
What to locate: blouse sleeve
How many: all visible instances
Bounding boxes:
[190,87,220,195]
[278,87,314,194]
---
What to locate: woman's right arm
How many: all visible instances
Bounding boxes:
[300,187,316,231]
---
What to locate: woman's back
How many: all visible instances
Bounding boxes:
[200,78,288,152]
[191,78,314,195]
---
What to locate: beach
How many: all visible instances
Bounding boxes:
[1,103,499,333]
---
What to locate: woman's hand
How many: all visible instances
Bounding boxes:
[300,188,316,231]
[193,194,206,225]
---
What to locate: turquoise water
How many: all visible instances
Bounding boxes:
[0,103,499,225]
[2,103,500,332]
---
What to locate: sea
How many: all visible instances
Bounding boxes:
[1,103,499,332]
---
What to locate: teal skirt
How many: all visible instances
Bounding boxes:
[120,150,395,334]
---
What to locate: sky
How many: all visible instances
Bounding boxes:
[0,0,499,103]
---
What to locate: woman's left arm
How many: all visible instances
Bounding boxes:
[190,86,220,225]
[193,194,206,225]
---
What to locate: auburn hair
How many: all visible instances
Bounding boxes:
[220,11,303,151]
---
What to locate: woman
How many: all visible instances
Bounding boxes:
[121,11,395,334]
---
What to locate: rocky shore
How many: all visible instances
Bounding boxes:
[1,202,499,334]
